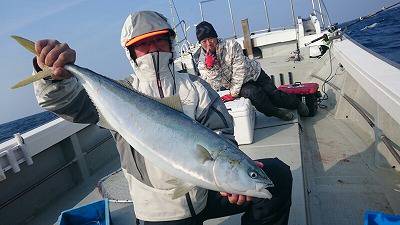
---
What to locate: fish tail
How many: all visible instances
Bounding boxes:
[11,35,37,54]
[10,36,52,89]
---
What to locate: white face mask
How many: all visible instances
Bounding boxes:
[132,51,174,79]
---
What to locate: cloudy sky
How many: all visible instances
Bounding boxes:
[0,0,398,124]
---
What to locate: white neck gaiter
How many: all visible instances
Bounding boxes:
[132,52,174,81]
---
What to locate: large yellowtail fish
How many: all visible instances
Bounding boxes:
[11,36,274,199]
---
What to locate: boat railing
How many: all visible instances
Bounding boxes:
[0,133,33,181]
[198,0,333,38]
[311,0,332,28]
[0,118,88,181]
[343,94,400,164]
[313,73,400,165]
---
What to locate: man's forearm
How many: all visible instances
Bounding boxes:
[33,70,99,124]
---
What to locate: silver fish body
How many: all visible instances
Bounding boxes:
[64,64,274,198]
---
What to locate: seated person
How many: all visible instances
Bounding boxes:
[195,21,309,121]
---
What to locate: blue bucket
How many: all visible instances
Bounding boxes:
[364,211,400,225]
[58,199,110,225]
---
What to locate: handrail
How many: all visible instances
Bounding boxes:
[381,135,400,164]
[0,133,113,210]
[198,0,320,38]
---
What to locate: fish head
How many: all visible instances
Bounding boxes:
[212,149,274,199]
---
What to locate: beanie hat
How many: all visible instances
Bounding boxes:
[196,21,218,43]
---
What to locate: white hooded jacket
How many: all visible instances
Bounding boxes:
[33,11,235,221]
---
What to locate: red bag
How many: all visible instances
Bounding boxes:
[278,82,321,117]
[277,82,319,95]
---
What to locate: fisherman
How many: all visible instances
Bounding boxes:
[195,21,309,121]
[32,11,292,225]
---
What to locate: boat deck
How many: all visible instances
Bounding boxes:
[25,48,400,225]
[302,108,400,225]
[28,103,400,225]
[28,111,306,225]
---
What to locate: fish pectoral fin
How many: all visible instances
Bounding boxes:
[196,144,214,163]
[166,179,195,200]
[156,95,183,112]
[11,68,53,89]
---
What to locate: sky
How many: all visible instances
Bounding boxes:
[0,0,398,124]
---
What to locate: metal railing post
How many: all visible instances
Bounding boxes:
[14,133,33,165]
[70,134,90,180]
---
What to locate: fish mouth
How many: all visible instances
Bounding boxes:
[246,188,273,199]
[257,179,274,188]
[251,181,274,199]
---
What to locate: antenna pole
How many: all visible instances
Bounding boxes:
[227,0,237,38]
[262,0,271,32]
[289,0,301,61]
[311,0,317,15]
[199,2,205,21]
[317,0,325,28]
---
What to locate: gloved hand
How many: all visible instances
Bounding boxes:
[205,51,216,69]
[221,94,236,102]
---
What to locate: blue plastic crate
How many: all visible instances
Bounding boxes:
[58,199,110,225]
[364,211,400,225]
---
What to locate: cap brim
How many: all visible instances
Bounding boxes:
[125,29,170,47]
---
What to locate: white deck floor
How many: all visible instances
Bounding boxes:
[204,112,306,225]
[301,108,400,225]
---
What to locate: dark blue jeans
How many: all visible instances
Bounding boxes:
[137,158,292,225]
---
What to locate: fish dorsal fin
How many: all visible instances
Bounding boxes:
[156,95,183,112]
[12,68,53,89]
[166,179,195,200]
[196,144,214,164]
[116,79,183,112]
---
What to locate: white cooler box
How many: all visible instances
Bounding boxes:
[218,91,256,145]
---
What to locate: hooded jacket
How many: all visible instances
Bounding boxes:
[197,38,262,97]
[33,11,235,222]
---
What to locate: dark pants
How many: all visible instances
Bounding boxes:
[137,158,292,225]
[239,70,298,117]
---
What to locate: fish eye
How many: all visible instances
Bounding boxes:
[249,171,258,179]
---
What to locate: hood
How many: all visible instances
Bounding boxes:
[120,11,177,79]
